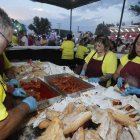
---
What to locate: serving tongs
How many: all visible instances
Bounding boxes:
[37,95,65,110]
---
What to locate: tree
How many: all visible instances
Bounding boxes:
[116,23,120,26]
[131,20,140,25]
[28,16,51,35]
[131,21,134,25]
[129,1,140,16]
[106,23,115,27]
[95,22,111,36]
[11,19,27,33]
[132,22,140,25]
[122,22,126,26]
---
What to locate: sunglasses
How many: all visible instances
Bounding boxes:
[0,31,13,48]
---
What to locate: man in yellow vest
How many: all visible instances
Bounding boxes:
[0,8,37,139]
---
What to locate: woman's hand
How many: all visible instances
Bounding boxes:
[23,96,37,112]
[9,79,20,88]
[122,86,140,96]
[117,77,124,88]
[13,88,26,97]
[88,77,100,83]
[80,70,85,76]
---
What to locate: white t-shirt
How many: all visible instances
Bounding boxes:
[21,36,28,46]
[117,45,125,52]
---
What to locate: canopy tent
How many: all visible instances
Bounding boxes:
[31,0,100,10]
[31,0,100,32]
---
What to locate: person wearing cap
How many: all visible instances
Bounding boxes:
[0,8,37,139]
[80,35,117,87]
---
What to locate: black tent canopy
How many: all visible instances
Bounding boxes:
[31,0,100,10]
[31,0,100,32]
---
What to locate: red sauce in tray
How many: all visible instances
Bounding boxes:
[48,76,93,94]
[20,80,58,101]
[37,81,58,100]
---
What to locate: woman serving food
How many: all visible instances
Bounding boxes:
[114,34,140,96]
[80,35,117,87]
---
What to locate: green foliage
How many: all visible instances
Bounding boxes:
[122,22,126,26]
[54,29,70,38]
[132,22,140,25]
[20,24,27,33]
[106,23,115,27]
[95,23,111,36]
[28,16,51,35]
[116,23,120,26]
[129,1,140,16]
[11,18,27,33]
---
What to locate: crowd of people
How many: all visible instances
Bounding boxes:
[11,31,59,47]
[60,32,136,72]
[11,24,134,55]
[76,32,134,54]
[60,32,140,92]
[0,7,140,139]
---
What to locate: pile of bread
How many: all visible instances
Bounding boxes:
[111,99,140,123]
[14,61,48,80]
[35,102,140,140]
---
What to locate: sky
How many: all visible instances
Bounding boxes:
[0,0,139,33]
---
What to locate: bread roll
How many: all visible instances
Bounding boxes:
[63,111,92,135]
[63,102,76,116]
[71,127,85,140]
[45,109,61,120]
[74,104,87,113]
[85,130,101,140]
[111,110,137,127]
[39,119,50,129]
[129,125,140,140]
[37,118,65,140]
[97,112,122,140]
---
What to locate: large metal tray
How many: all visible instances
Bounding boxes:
[44,73,95,96]
[20,78,63,109]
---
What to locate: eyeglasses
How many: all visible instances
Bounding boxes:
[0,31,13,48]
[0,79,7,92]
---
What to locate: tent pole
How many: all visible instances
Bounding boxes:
[70,8,72,34]
[116,0,126,47]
